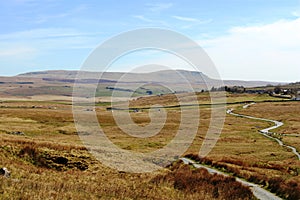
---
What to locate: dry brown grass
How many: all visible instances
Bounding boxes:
[152,161,255,200]
[236,101,300,150]
[0,131,254,199]
[0,93,299,199]
[184,100,300,200]
[185,154,300,200]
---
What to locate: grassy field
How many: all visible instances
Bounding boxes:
[236,101,300,156]
[0,92,299,199]
[190,98,300,200]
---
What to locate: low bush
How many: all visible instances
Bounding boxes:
[152,161,255,200]
[185,154,300,200]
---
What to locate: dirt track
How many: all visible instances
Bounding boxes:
[227,103,300,160]
[180,158,282,200]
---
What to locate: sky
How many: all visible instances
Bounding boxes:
[0,0,300,82]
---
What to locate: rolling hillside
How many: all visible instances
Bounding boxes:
[0,70,285,98]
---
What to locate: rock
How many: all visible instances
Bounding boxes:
[10,131,25,135]
[0,167,10,178]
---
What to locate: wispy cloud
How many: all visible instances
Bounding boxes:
[12,0,38,4]
[33,4,88,24]
[132,15,170,27]
[133,15,155,23]
[146,2,173,12]
[0,28,100,41]
[0,27,98,74]
[34,13,69,24]
[0,28,101,52]
[0,46,36,57]
[11,0,56,8]
[172,15,198,22]
[172,15,212,29]
[132,2,173,26]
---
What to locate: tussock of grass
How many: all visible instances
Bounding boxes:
[0,138,255,199]
[185,154,300,200]
[152,161,255,200]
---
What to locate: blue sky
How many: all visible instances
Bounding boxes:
[0,0,300,82]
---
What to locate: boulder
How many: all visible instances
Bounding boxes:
[0,167,10,178]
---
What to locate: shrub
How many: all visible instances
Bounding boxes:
[185,154,300,200]
[153,161,254,200]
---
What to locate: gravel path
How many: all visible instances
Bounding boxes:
[179,102,300,200]
[227,103,300,160]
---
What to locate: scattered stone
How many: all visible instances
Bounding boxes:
[0,167,10,178]
[9,131,25,136]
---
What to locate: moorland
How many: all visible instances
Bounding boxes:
[0,70,299,199]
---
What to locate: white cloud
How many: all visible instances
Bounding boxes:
[146,3,173,12]
[172,15,198,22]
[0,28,100,49]
[0,46,36,57]
[0,28,99,73]
[13,0,37,4]
[172,15,212,29]
[0,27,99,74]
[133,15,155,23]
[34,13,69,24]
[33,4,88,24]
[132,15,169,27]
[199,18,300,82]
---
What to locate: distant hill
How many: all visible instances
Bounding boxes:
[0,70,287,98]
[17,70,282,87]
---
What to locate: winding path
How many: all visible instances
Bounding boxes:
[180,158,282,200]
[180,102,300,200]
[227,103,300,160]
